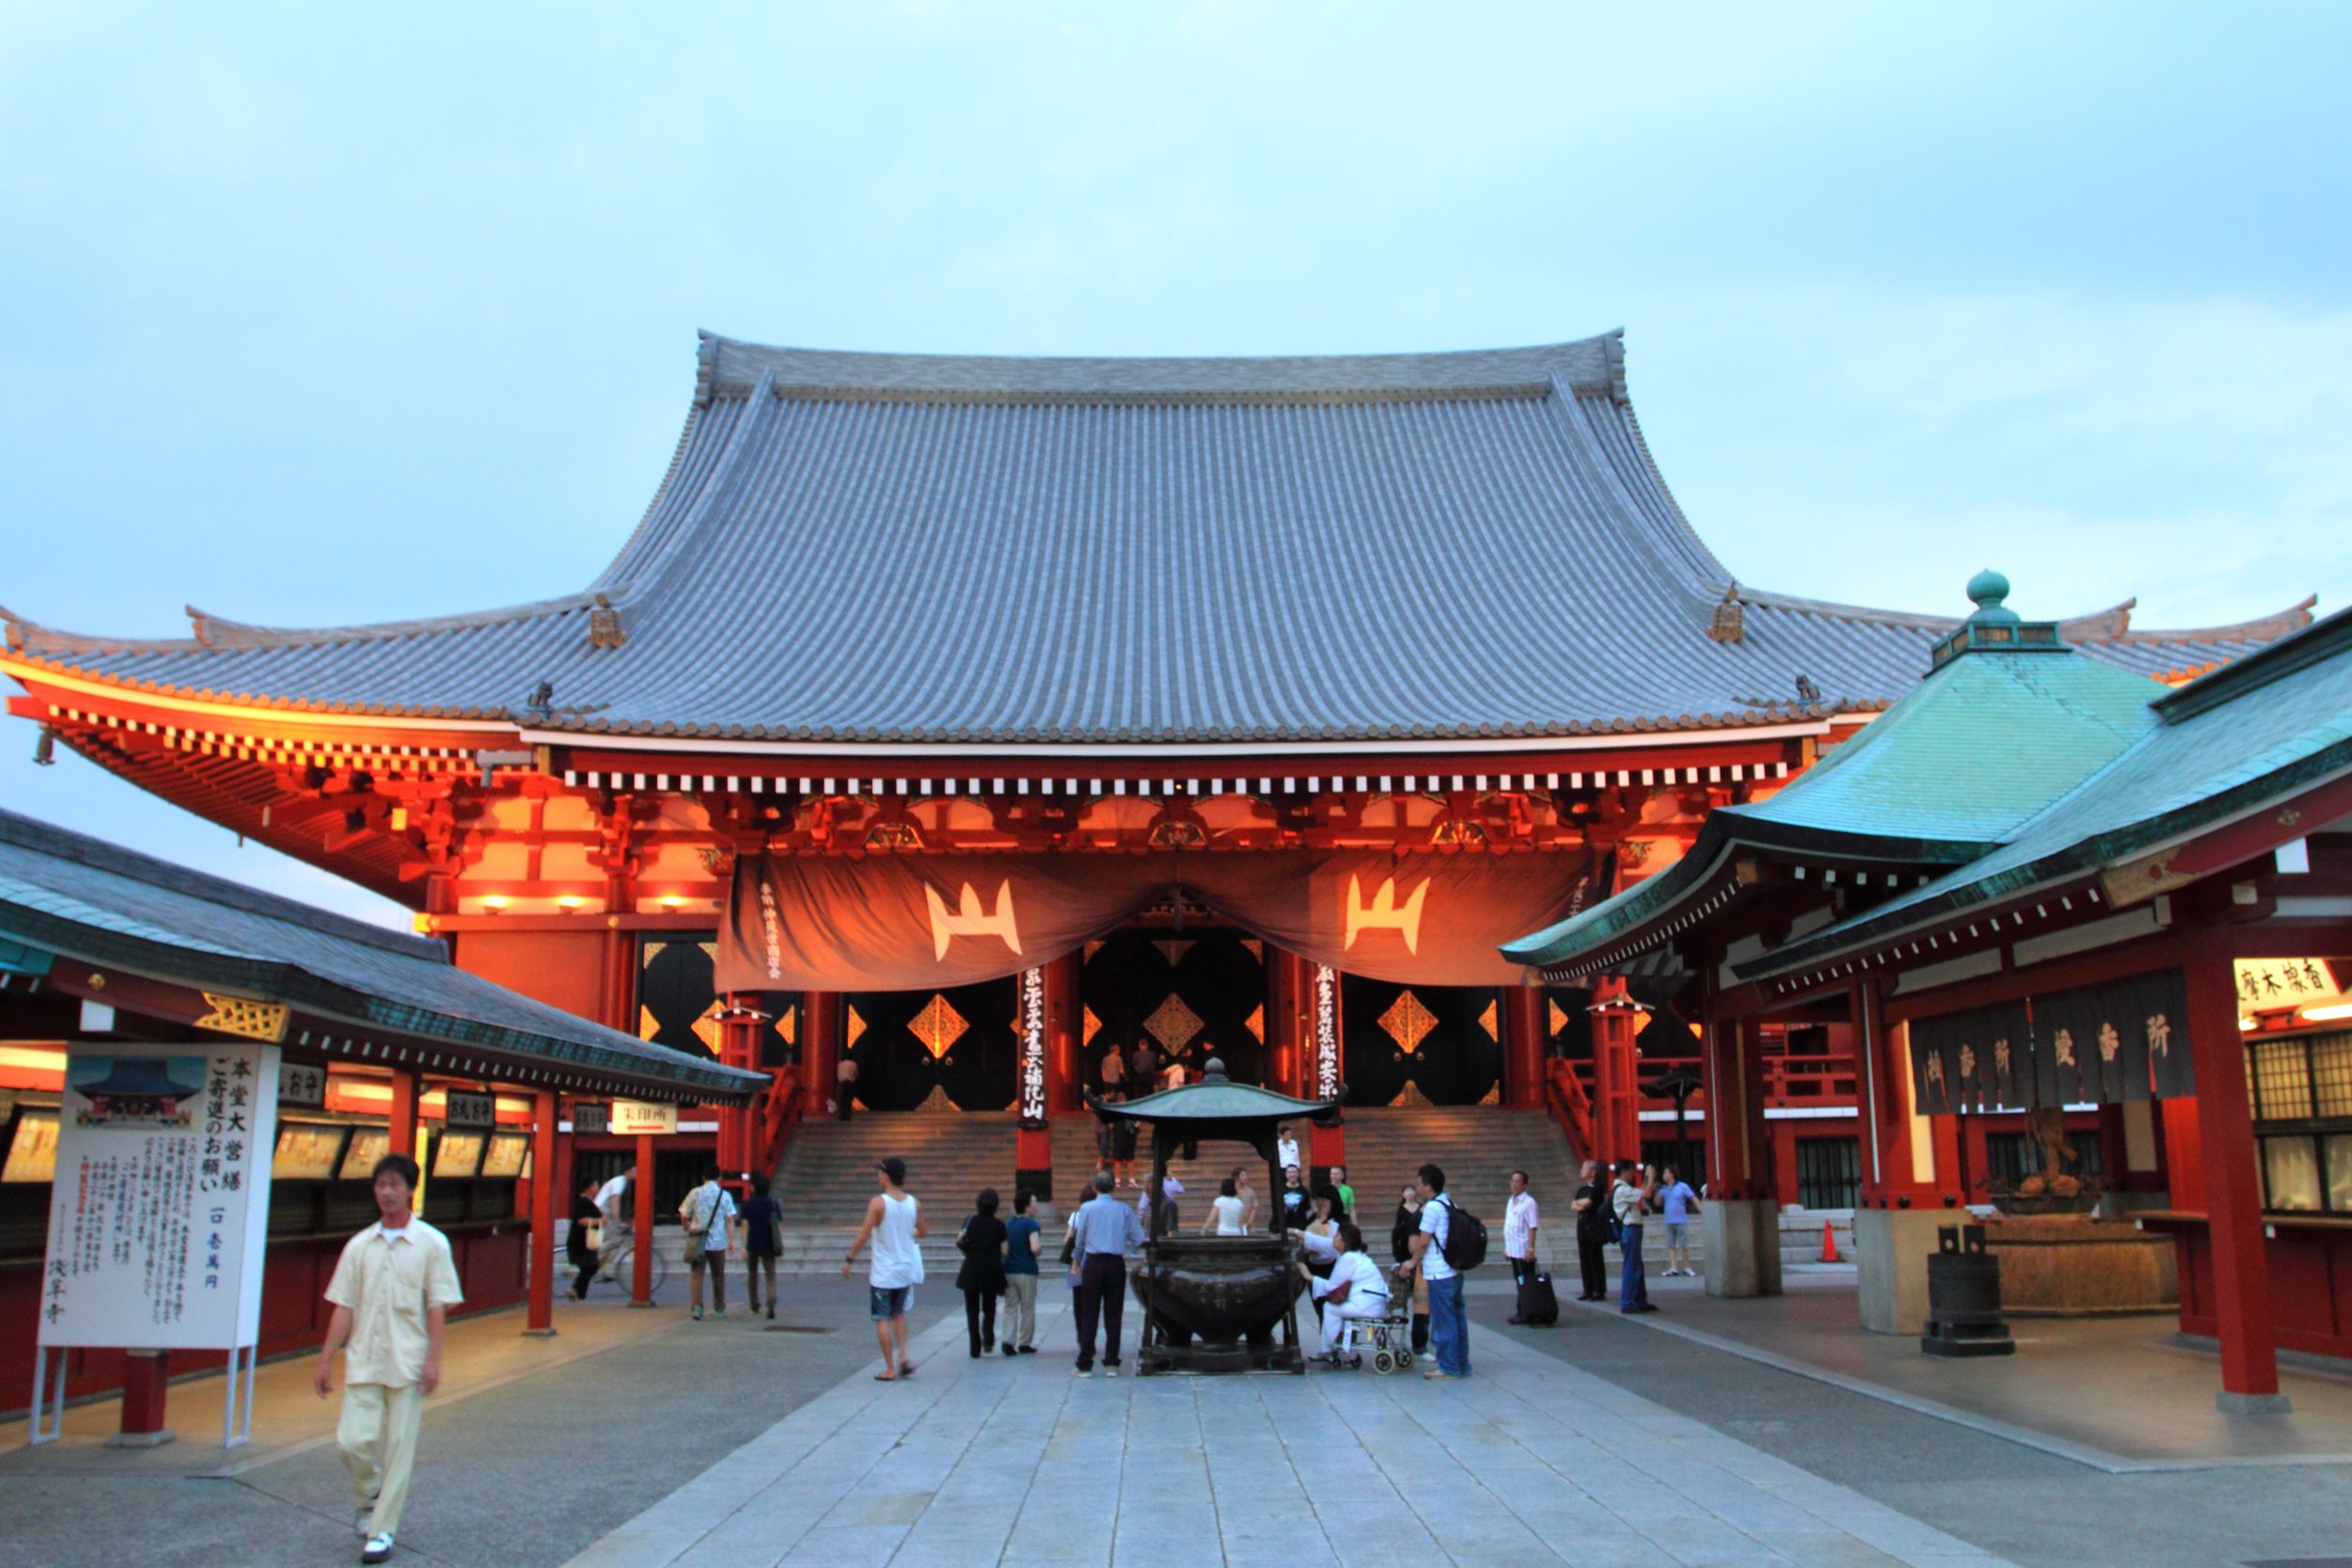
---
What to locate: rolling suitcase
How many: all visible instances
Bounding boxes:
[1516,1270,1560,1327]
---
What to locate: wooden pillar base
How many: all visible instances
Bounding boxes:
[108,1349,173,1448]
[2216,1389,2293,1417]
[520,1326,560,1338]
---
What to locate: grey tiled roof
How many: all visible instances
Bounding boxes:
[0,332,2312,746]
[0,807,763,1099]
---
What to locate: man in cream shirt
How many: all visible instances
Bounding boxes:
[315,1152,464,1565]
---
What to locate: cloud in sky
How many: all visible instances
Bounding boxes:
[1,2,2345,925]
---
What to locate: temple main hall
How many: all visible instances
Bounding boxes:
[1,329,2316,1314]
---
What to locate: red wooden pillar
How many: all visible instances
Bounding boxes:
[1852,980,1930,1206]
[1589,978,1641,1165]
[524,1091,558,1335]
[1046,953,1080,1113]
[1016,961,1070,1183]
[1267,949,1305,1096]
[112,1349,172,1446]
[386,1069,418,1160]
[1702,1013,1771,1199]
[716,993,760,1175]
[2185,927,2287,1410]
[801,990,843,1114]
[1501,986,1546,1109]
[629,1132,656,1307]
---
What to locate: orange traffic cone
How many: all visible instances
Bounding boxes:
[1819,1221,1841,1264]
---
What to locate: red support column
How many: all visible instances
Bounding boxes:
[524,1091,558,1335]
[112,1349,172,1447]
[1046,953,1080,1114]
[1501,986,1546,1109]
[1589,978,1641,1165]
[716,992,760,1176]
[386,1069,418,1160]
[1268,949,1306,1096]
[2185,926,2287,1411]
[1017,962,1066,1184]
[629,1132,656,1308]
[801,991,843,1116]
[1700,1013,1769,1199]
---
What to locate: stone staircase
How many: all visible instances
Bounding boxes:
[764,1104,1700,1276]
[769,1110,1022,1278]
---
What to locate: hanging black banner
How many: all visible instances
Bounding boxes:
[1907,968,2196,1112]
[1909,1001,2032,1113]
[2030,968,2195,1103]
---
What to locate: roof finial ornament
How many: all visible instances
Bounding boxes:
[587,593,626,649]
[526,680,554,721]
[1794,673,1821,702]
[1708,583,1744,643]
[1965,569,2019,628]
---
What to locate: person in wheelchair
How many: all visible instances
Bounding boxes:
[1301,1222,1392,1363]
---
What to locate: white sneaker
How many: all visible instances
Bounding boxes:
[362,1532,395,1564]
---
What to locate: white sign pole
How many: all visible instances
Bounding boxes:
[35,1041,279,1447]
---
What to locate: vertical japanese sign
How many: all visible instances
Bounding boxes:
[38,1041,279,1349]
[1313,965,1341,1102]
[1017,966,1048,1129]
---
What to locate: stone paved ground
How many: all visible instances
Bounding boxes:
[1471,1274,2352,1568]
[569,1299,2007,1568]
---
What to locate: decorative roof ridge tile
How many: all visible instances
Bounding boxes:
[2,593,602,658]
[695,328,1627,400]
[1737,587,2313,647]
[736,381,1555,408]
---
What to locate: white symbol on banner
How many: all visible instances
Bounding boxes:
[925,881,1023,961]
[1342,875,1429,955]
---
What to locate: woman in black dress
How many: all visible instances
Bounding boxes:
[956,1187,1009,1357]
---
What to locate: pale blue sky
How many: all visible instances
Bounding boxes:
[3,2,2347,926]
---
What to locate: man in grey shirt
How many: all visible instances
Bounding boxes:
[1070,1169,1146,1377]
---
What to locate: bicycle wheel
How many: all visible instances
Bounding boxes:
[647,1244,671,1299]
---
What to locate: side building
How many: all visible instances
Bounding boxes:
[0,807,760,1423]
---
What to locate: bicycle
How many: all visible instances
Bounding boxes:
[571,1223,671,1301]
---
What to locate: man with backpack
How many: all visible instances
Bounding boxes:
[1402,1162,1482,1380]
[679,1165,736,1321]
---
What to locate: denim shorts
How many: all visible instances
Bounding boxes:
[869,1284,912,1319]
[1664,1222,1690,1246]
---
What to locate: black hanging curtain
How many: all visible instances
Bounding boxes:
[1907,967,2197,1111]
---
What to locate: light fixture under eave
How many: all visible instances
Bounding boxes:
[558,896,584,911]
[2239,1017,2258,1032]
[659,895,684,910]
[2300,1003,2352,1022]
[483,895,510,912]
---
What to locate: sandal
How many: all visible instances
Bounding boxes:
[873,1372,897,1382]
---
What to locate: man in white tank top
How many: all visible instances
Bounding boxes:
[843,1156,927,1381]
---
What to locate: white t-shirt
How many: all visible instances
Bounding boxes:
[1276,1137,1302,1172]
[1418,1198,1456,1282]
[1503,1192,1540,1259]
[595,1174,629,1227]
[1211,1195,1246,1235]
[868,1191,924,1289]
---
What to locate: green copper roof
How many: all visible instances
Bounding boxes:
[1733,640,2164,845]
[1745,602,2352,980]
[1501,574,2175,973]
[1090,1067,1337,1124]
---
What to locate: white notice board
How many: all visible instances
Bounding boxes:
[38,1041,279,1349]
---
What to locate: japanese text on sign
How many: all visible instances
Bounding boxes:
[1018,967,1048,1127]
[40,1042,278,1350]
[1314,965,1341,1101]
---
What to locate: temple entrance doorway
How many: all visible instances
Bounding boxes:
[1341,978,1503,1106]
[1080,927,1269,1090]
[840,979,1020,1112]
